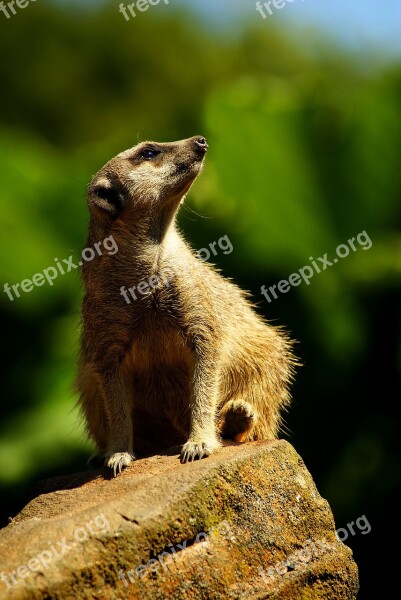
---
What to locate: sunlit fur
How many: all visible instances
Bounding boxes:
[77,136,297,475]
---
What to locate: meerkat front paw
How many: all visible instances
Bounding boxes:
[105,451,135,477]
[180,439,220,464]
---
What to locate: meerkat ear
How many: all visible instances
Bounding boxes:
[91,185,123,217]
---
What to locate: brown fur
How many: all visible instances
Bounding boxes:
[77,136,297,475]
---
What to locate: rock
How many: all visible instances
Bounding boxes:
[0,440,358,599]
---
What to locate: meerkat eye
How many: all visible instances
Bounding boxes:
[140,148,161,160]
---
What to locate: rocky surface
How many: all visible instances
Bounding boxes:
[0,440,359,599]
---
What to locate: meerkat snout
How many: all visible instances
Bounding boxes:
[194,136,208,154]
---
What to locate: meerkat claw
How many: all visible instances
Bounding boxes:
[105,452,135,477]
[180,441,215,464]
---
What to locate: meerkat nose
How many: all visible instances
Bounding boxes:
[194,136,208,154]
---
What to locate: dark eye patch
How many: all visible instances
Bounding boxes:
[92,185,123,216]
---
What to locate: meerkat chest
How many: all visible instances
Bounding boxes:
[122,317,195,376]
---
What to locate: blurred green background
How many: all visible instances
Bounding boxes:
[0,1,400,597]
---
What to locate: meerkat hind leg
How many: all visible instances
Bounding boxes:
[221,399,256,443]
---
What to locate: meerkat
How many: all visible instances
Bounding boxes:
[77,136,297,476]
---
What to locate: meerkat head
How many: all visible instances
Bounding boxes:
[87,136,208,229]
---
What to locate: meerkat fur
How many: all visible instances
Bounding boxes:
[77,136,297,476]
